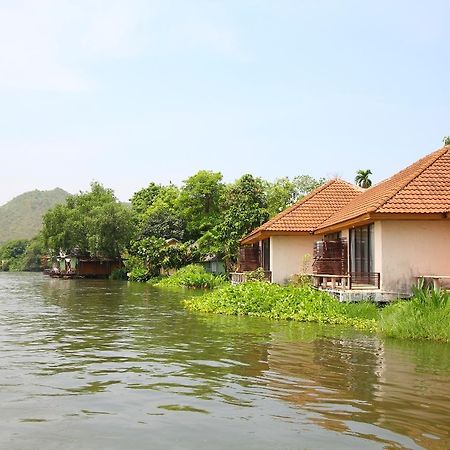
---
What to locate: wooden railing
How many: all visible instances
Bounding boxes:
[230,271,272,284]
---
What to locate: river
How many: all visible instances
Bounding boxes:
[0,273,449,449]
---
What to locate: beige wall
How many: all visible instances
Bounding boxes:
[379,220,450,294]
[270,235,318,284]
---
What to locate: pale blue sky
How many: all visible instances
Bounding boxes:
[1,0,449,205]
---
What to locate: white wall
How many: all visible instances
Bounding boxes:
[270,235,318,284]
[379,220,450,294]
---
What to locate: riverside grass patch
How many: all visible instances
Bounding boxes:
[156,264,227,289]
[184,281,378,331]
[379,287,450,343]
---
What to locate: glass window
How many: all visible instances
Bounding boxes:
[261,238,270,271]
[350,224,374,273]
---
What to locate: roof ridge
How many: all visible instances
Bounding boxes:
[243,179,335,240]
[369,147,448,212]
[242,179,333,239]
[264,178,336,224]
[241,178,360,242]
[259,178,356,229]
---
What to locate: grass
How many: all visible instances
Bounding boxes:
[379,285,450,343]
[155,264,227,289]
[184,281,378,331]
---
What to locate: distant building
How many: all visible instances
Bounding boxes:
[47,253,122,278]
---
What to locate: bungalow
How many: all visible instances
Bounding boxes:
[239,179,362,283]
[315,146,450,298]
[238,146,450,299]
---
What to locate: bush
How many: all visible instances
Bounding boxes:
[245,267,269,282]
[184,281,378,330]
[127,267,151,282]
[379,286,450,342]
[156,264,227,289]
[110,268,128,280]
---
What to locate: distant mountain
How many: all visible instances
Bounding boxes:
[0,188,70,244]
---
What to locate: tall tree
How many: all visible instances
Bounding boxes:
[217,174,268,265]
[140,208,185,241]
[130,182,163,217]
[355,169,373,188]
[443,136,450,146]
[178,170,225,240]
[42,182,133,258]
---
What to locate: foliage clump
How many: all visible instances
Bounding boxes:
[42,182,132,259]
[184,281,378,330]
[355,169,372,188]
[0,236,46,272]
[128,171,325,277]
[156,264,227,289]
[379,285,450,342]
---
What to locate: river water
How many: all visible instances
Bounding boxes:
[0,273,449,450]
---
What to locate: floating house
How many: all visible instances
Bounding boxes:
[48,253,122,278]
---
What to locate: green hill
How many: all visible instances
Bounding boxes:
[0,188,70,244]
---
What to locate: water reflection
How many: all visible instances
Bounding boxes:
[1,273,449,450]
[266,325,450,449]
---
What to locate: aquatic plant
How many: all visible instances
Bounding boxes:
[184,281,378,330]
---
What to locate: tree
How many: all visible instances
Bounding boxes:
[130,182,163,217]
[178,170,225,240]
[140,208,185,241]
[443,136,450,146]
[131,182,185,239]
[42,182,133,258]
[217,174,269,265]
[355,169,373,188]
[0,239,29,271]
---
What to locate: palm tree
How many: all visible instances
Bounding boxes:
[355,169,372,188]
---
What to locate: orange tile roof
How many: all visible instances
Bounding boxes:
[318,146,450,232]
[241,179,362,244]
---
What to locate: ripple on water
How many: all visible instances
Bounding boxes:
[0,273,449,450]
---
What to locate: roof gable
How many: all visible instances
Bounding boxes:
[319,146,450,231]
[241,179,361,244]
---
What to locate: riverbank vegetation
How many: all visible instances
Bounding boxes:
[155,265,227,289]
[0,236,45,272]
[1,172,320,276]
[125,172,323,277]
[380,285,450,342]
[184,282,378,331]
[184,281,450,342]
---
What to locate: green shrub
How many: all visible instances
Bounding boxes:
[379,286,450,342]
[128,267,151,282]
[146,276,165,285]
[184,281,377,330]
[245,267,269,282]
[156,264,227,289]
[110,267,128,280]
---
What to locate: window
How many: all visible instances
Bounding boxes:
[261,238,270,272]
[350,224,374,273]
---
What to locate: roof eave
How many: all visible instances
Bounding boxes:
[315,212,448,234]
[241,229,313,244]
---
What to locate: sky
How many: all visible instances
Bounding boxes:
[1,0,449,205]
